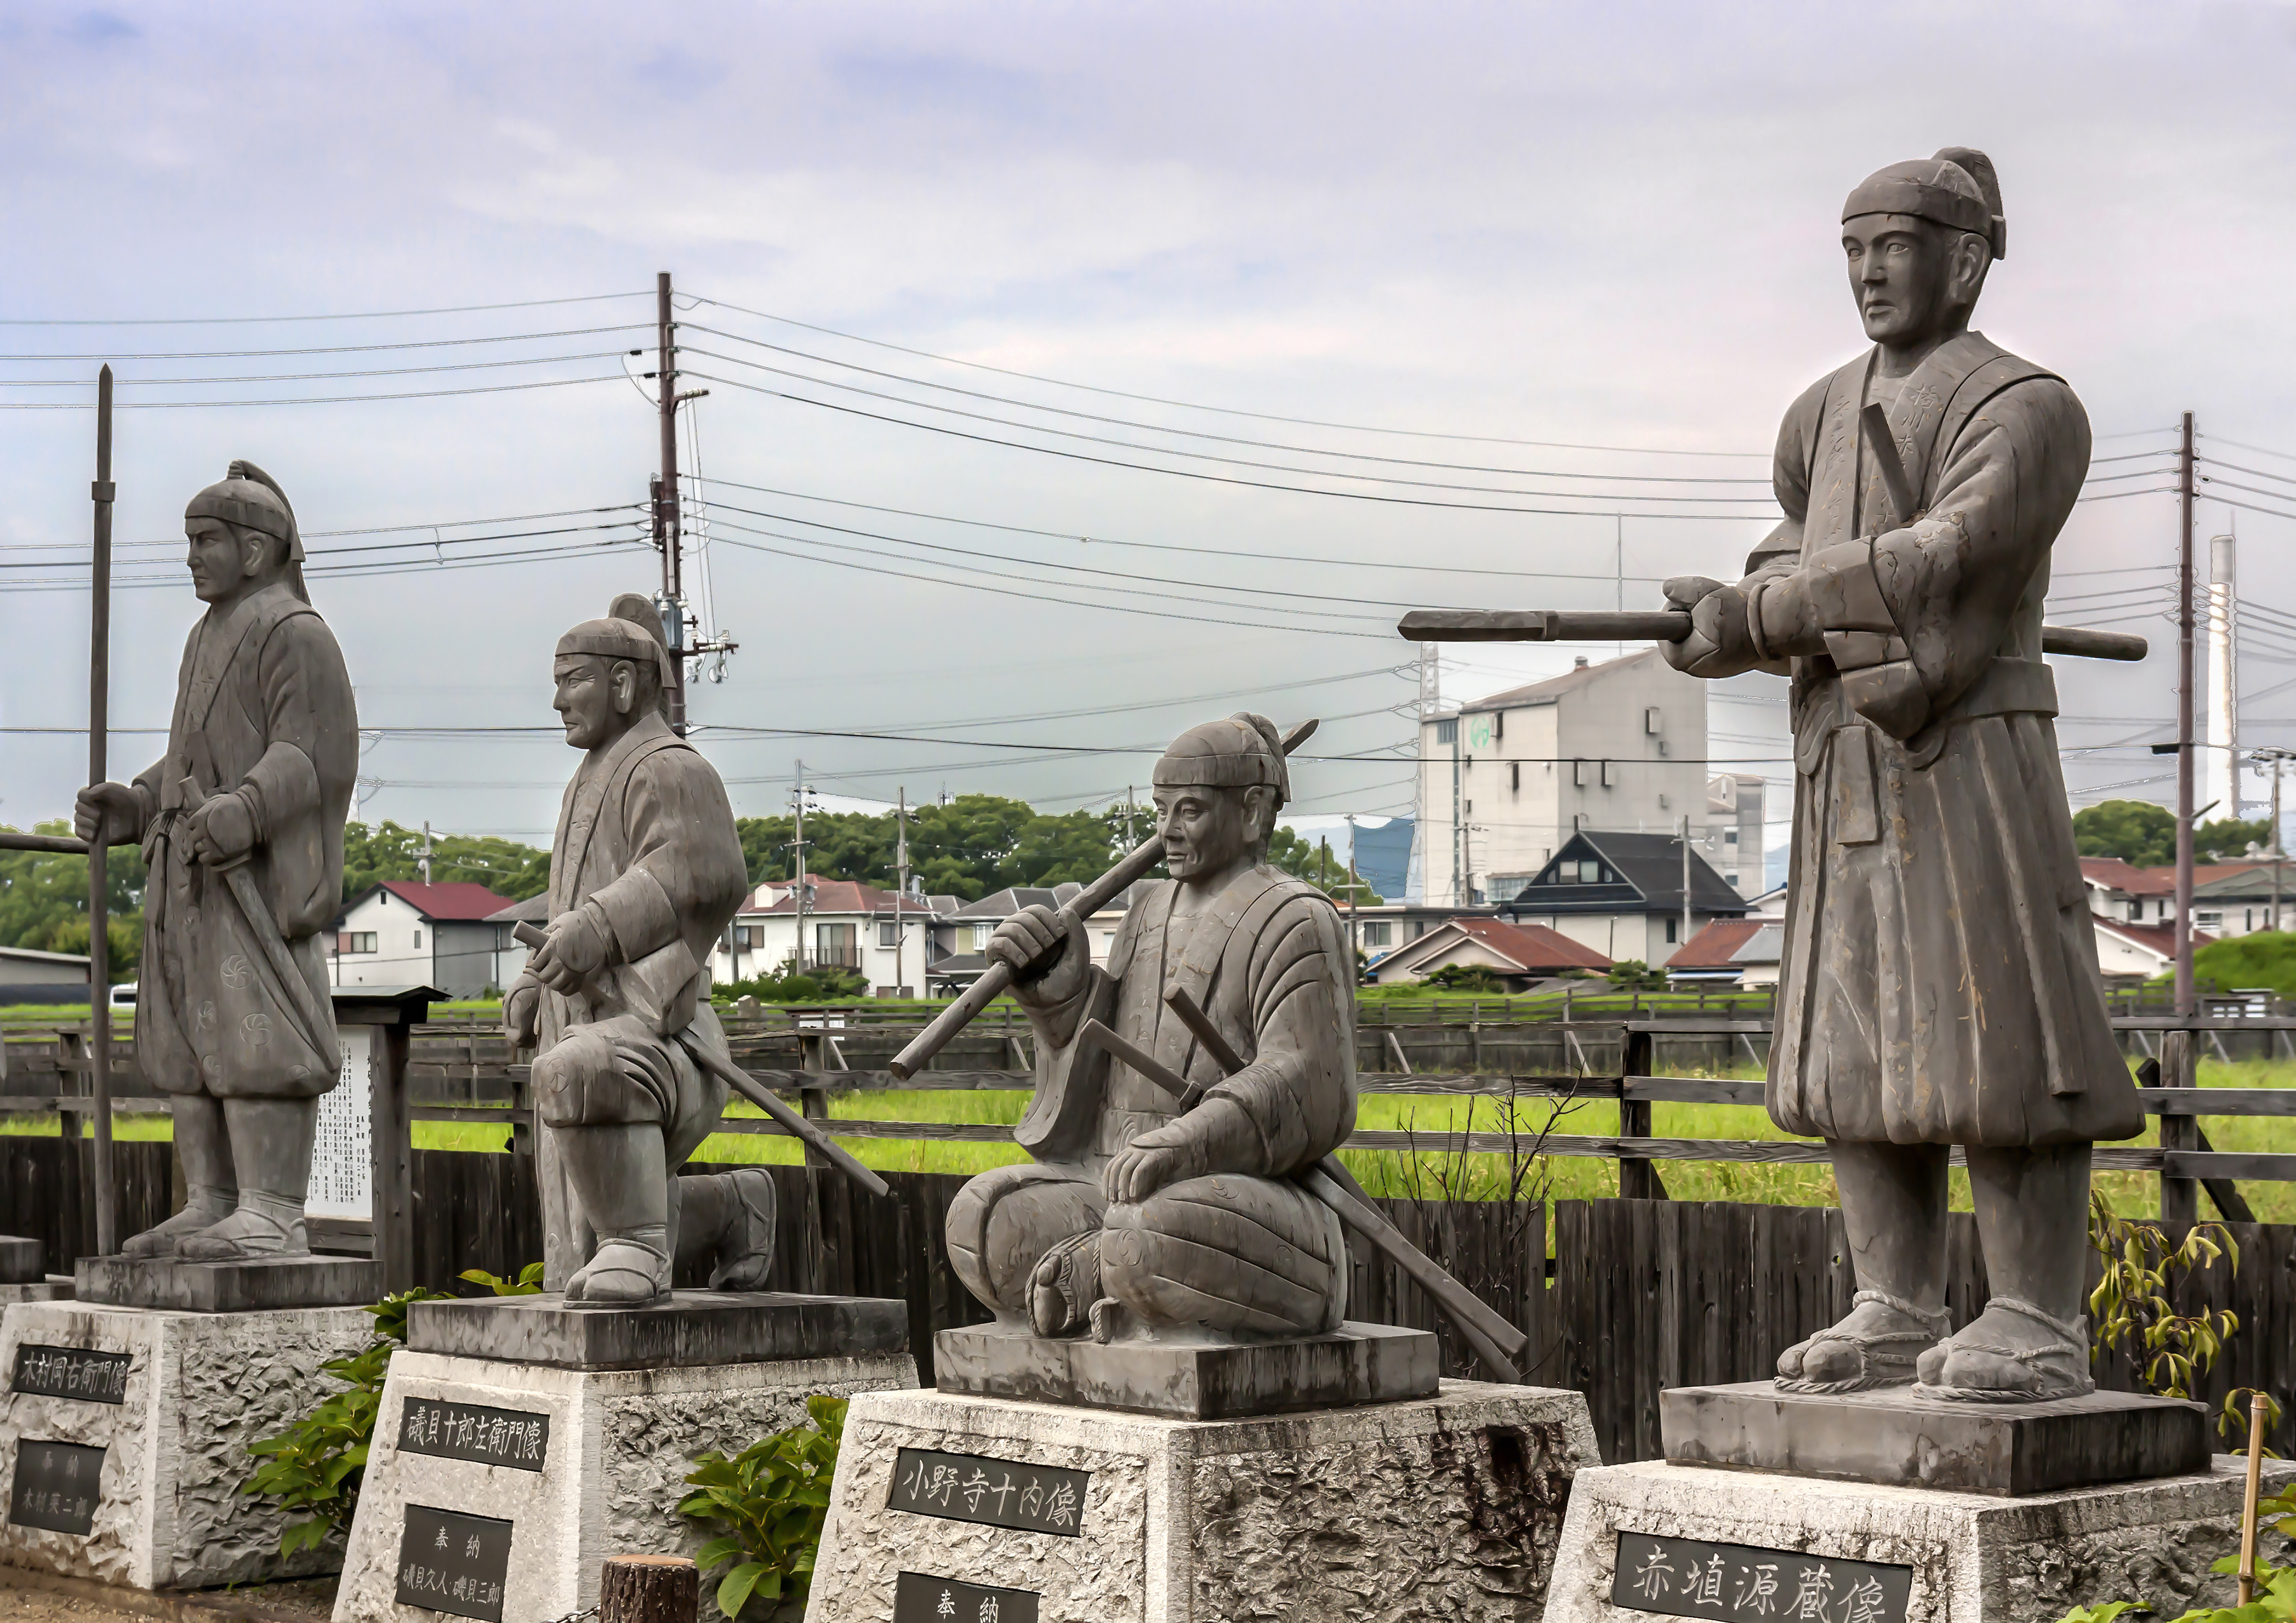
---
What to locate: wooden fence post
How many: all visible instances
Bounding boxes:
[1618,1026,1666,1201]
[2158,1026,2198,1229]
[599,1555,697,1623]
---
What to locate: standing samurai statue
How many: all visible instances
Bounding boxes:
[505,595,776,1307]
[1661,149,2141,1400]
[946,714,1358,1341]
[75,463,356,1261]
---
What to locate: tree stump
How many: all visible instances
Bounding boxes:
[599,1555,699,1623]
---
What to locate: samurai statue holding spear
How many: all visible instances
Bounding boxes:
[1659,149,2142,1401]
[75,463,357,1261]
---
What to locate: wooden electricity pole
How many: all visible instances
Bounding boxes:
[89,365,118,1255]
[2175,410,2197,1016]
[654,272,687,736]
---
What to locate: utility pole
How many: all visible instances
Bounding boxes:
[1343,812,1363,971]
[419,820,433,885]
[792,760,808,969]
[654,272,687,736]
[896,786,911,994]
[1679,812,1693,966]
[2255,750,2293,931]
[2176,411,2197,1016]
[87,365,117,1256]
[1451,718,1464,907]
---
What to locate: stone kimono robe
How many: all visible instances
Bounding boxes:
[1746,332,2143,1148]
[130,581,357,1100]
[523,712,749,1284]
[944,864,1359,1336]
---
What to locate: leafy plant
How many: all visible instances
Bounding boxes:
[243,1287,442,1556]
[679,1396,847,1619]
[2055,1556,2295,1623]
[718,960,870,1004]
[1423,963,1506,993]
[1606,959,1669,990]
[459,1262,545,1296]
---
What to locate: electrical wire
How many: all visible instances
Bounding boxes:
[0,325,650,362]
[0,293,652,327]
[0,374,626,412]
[0,351,635,388]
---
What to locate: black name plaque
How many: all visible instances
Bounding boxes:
[395,1504,514,1622]
[11,1345,131,1404]
[8,1440,106,1536]
[398,1397,549,1471]
[893,1572,1039,1623]
[1612,1532,1912,1623]
[887,1448,1087,1537]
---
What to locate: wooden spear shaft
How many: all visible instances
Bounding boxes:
[88,365,118,1256]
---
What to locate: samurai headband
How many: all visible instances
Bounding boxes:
[1843,151,2006,260]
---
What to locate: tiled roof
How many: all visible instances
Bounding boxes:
[1670,918,1772,969]
[1388,916,1613,975]
[744,878,936,916]
[371,880,519,921]
[2080,858,2177,896]
[2094,918,2214,956]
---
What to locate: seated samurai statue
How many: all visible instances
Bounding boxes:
[946,714,1358,1341]
[505,595,777,1307]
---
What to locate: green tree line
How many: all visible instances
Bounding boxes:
[2073,799,2280,868]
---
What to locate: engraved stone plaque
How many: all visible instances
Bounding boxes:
[398,1398,549,1471]
[8,1440,105,1536]
[892,1571,1039,1623]
[395,1503,514,1622]
[887,1448,1087,1536]
[11,1344,132,1404]
[310,1026,373,1221]
[1612,1532,1911,1623]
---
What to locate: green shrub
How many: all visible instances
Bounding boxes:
[242,1287,441,1556]
[679,1396,847,1619]
[459,1262,545,1296]
[718,961,870,1004]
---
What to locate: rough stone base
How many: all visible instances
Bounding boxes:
[406,1289,910,1370]
[809,1379,1602,1622]
[1661,1381,2211,1495]
[331,1346,918,1623]
[0,1299,380,1589]
[0,1280,72,1306]
[932,1320,1438,1418]
[75,1256,383,1313]
[1545,1457,2296,1623]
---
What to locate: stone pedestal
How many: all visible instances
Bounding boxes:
[77,1255,383,1313]
[1544,1457,2296,1623]
[934,1320,1438,1419]
[0,1281,73,1307]
[0,1299,379,1589]
[333,1293,917,1623]
[808,1379,1602,1623]
[1660,1381,2212,1496]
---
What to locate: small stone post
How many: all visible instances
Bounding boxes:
[599,1555,698,1623]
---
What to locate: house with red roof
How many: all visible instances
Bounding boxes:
[713,878,942,997]
[332,880,523,999]
[1665,918,1784,987]
[1365,915,1612,990]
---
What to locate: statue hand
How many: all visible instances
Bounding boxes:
[1103,1119,1215,1205]
[75,781,143,848]
[1661,577,1754,677]
[530,909,611,994]
[986,904,1084,1009]
[504,978,542,1047]
[186,791,257,866]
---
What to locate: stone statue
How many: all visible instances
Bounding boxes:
[1659,149,2143,1401]
[945,714,1357,1341]
[73,462,357,1261]
[505,596,775,1307]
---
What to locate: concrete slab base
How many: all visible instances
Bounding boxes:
[75,1257,383,1313]
[0,1299,379,1589]
[1544,1456,2296,1623]
[404,1289,909,1370]
[1660,1380,2212,1495]
[932,1319,1438,1418]
[0,1281,73,1307]
[808,1379,1602,1623]
[331,1346,918,1623]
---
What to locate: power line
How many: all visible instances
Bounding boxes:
[0,374,625,412]
[0,350,635,389]
[0,292,652,327]
[0,325,650,362]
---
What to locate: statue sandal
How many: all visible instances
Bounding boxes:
[1916,1296,2096,1403]
[175,1189,308,1261]
[120,1184,236,1259]
[1027,1231,1101,1337]
[566,1227,672,1309]
[1775,1289,1948,1394]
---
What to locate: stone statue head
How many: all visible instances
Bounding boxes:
[183,460,307,607]
[1840,147,2005,353]
[1151,712,1288,882]
[553,593,673,750]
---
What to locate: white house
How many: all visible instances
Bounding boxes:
[1499,830,1749,966]
[713,878,938,998]
[1416,649,1716,907]
[1364,916,1611,990]
[333,880,522,999]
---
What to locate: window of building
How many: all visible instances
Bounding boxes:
[1494,711,1505,742]
[1435,718,1458,745]
[1465,800,1472,814]
[2126,901,2141,924]
[1579,859,1601,883]
[1573,760,1589,787]
[1665,918,1678,943]
[2246,909,2254,931]
[412,928,422,949]
[2197,910,2224,929]
[1646,707,1662,735]
[1602,760,1618,788]
[878,920,899,947]
[1723,828,1738,845]
[337,931,377,956]
[969,924,994,950]
[818,922,854,949]
[1511,762,1520,792]
[733,924,764,949]
[1362,921,1393,947]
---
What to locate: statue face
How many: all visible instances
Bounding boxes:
[552,654,637,749]
[1153,783,1268,881]
[184,516,273,603]
[1843,213,1982,348]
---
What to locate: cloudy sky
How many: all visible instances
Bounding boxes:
[4,1,2293,865]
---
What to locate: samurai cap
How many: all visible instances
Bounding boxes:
[186,460,303,561]
[1843,147,2007,260]
[1153,712,1289,805]
[555,592,674,690]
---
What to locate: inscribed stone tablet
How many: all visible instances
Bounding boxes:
[310,1027,373,1221]
[395,1504,514,1623]
[398,1398,549,1471]
[11,1344,132,1403]
[887,1448,1087,1536]
[892,1572,1039,1623]
[1612,1532,1911,1623]
[8,1440,105,1536]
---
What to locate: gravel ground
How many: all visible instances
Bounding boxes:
[0,1577,338,1623]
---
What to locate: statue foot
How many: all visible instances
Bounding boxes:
[1088,1296,1132,1344]
[705,1169,779,1292]
[1916,1296,2094,1402]
[1027,1232,1102,1337]
[120,1184,236,1259]
[175,1192,308,1262]
[566,1229,671,1310]
[1775,1289,1945,1392]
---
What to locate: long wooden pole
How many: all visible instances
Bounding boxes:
[2176,410,2197,1016]
[88,365,118,1256]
